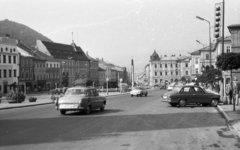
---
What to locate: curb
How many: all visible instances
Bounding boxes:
[217,105,240,138]
[0,102,54,110]
[0,93,129,110]
[217,105,234,123]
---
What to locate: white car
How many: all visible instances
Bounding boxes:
[167,83,177,91]
[130,87,148,97]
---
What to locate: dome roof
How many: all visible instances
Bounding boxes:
[150,50,160,61]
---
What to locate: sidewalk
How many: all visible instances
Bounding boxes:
[217,104,240,137]
[0,92,129,110]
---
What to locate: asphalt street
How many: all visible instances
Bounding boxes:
[0,89,240,150]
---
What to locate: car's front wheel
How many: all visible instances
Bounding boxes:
[178,99,187,107]
[60,110,66,115]
[131,94,133,97]
[210,99,219,107]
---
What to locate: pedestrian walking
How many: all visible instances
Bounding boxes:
[226,80,233,105]
[233,78,240,106]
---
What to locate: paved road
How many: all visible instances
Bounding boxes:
[0,89,240,150]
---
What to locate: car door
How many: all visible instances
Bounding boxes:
[92,89,102,108]
[86,89,97,110]
[179,87,196,103]
[193,87,207,103]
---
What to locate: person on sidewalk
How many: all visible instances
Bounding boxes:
[226,81,233,105]
[233,78,240,106]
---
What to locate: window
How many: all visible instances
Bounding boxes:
[155,64,157,68]
[13,56,16,64]
[227,46,231,53]
[160,72,162,76]
[185,63,188,67]
[9,70,12,77]
[171,64,173,68]
[206,54,209,60]
[160,64,162,68]
[180,87,191,93]
[193,87,204,93]
[165,64,167,68]
[3,55,6,63]
[155,79,158,83]
[186,71,188,75]
[195,58,198,64]
[0,55,1,63]
[176,64,178,68]
[50,64,52,68]
[155,72,157,76]
[54,64,56,68]
[8,56,11,63]
[171,71,173,75]
[196,68,198,74]
[0,70,1,78]
[176,71,178,75]
[22,72,24,78]
[6,47,8,51]
[46,63,48,68]
[14,70,16,77]
[4,70,7,78]
[26,72,28,78]
[165,71,167,75]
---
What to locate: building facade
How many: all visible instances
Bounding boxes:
[149,51,180,86]
[0,37,19,94]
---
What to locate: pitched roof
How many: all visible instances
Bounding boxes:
[41,41,89,61]
[17,40,45,60]
[190,43,216,55]
[99,66,106,71]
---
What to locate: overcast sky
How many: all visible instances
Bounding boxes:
[1,0,239,73]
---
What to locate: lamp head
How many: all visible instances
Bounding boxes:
[196,16,204,21]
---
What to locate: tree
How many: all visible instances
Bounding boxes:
[216,52,240,111]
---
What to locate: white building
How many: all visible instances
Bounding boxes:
[0,37,19,94]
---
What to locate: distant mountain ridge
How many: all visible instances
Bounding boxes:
[0,19,52,46]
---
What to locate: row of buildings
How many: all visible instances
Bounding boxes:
[0,36,128,94]
[140,24,240,87]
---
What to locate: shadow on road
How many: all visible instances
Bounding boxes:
[0,111,226,146]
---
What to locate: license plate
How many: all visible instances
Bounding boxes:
[59,104,78,109]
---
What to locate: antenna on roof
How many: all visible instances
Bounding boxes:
[72,32,74,43]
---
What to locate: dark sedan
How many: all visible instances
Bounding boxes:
[161,85,220,107]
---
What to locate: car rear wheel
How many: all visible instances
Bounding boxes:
[131,94,133,97]
[100,103,105,111]
[60,110,66,115]
[85,106,91,114]
[136,95,138,97]
[178,99,186,107]
[210,99,219,107]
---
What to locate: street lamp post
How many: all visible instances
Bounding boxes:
[196,16,212,68]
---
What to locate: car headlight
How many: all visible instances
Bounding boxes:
[163,95,168,99]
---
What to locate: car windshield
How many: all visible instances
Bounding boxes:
[65,89,86,95]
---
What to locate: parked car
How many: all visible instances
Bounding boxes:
[161,85,220,107]
[159,85,166,90]
[130,87,148,97]
[167,82,177,91]
[55,86,106,115]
